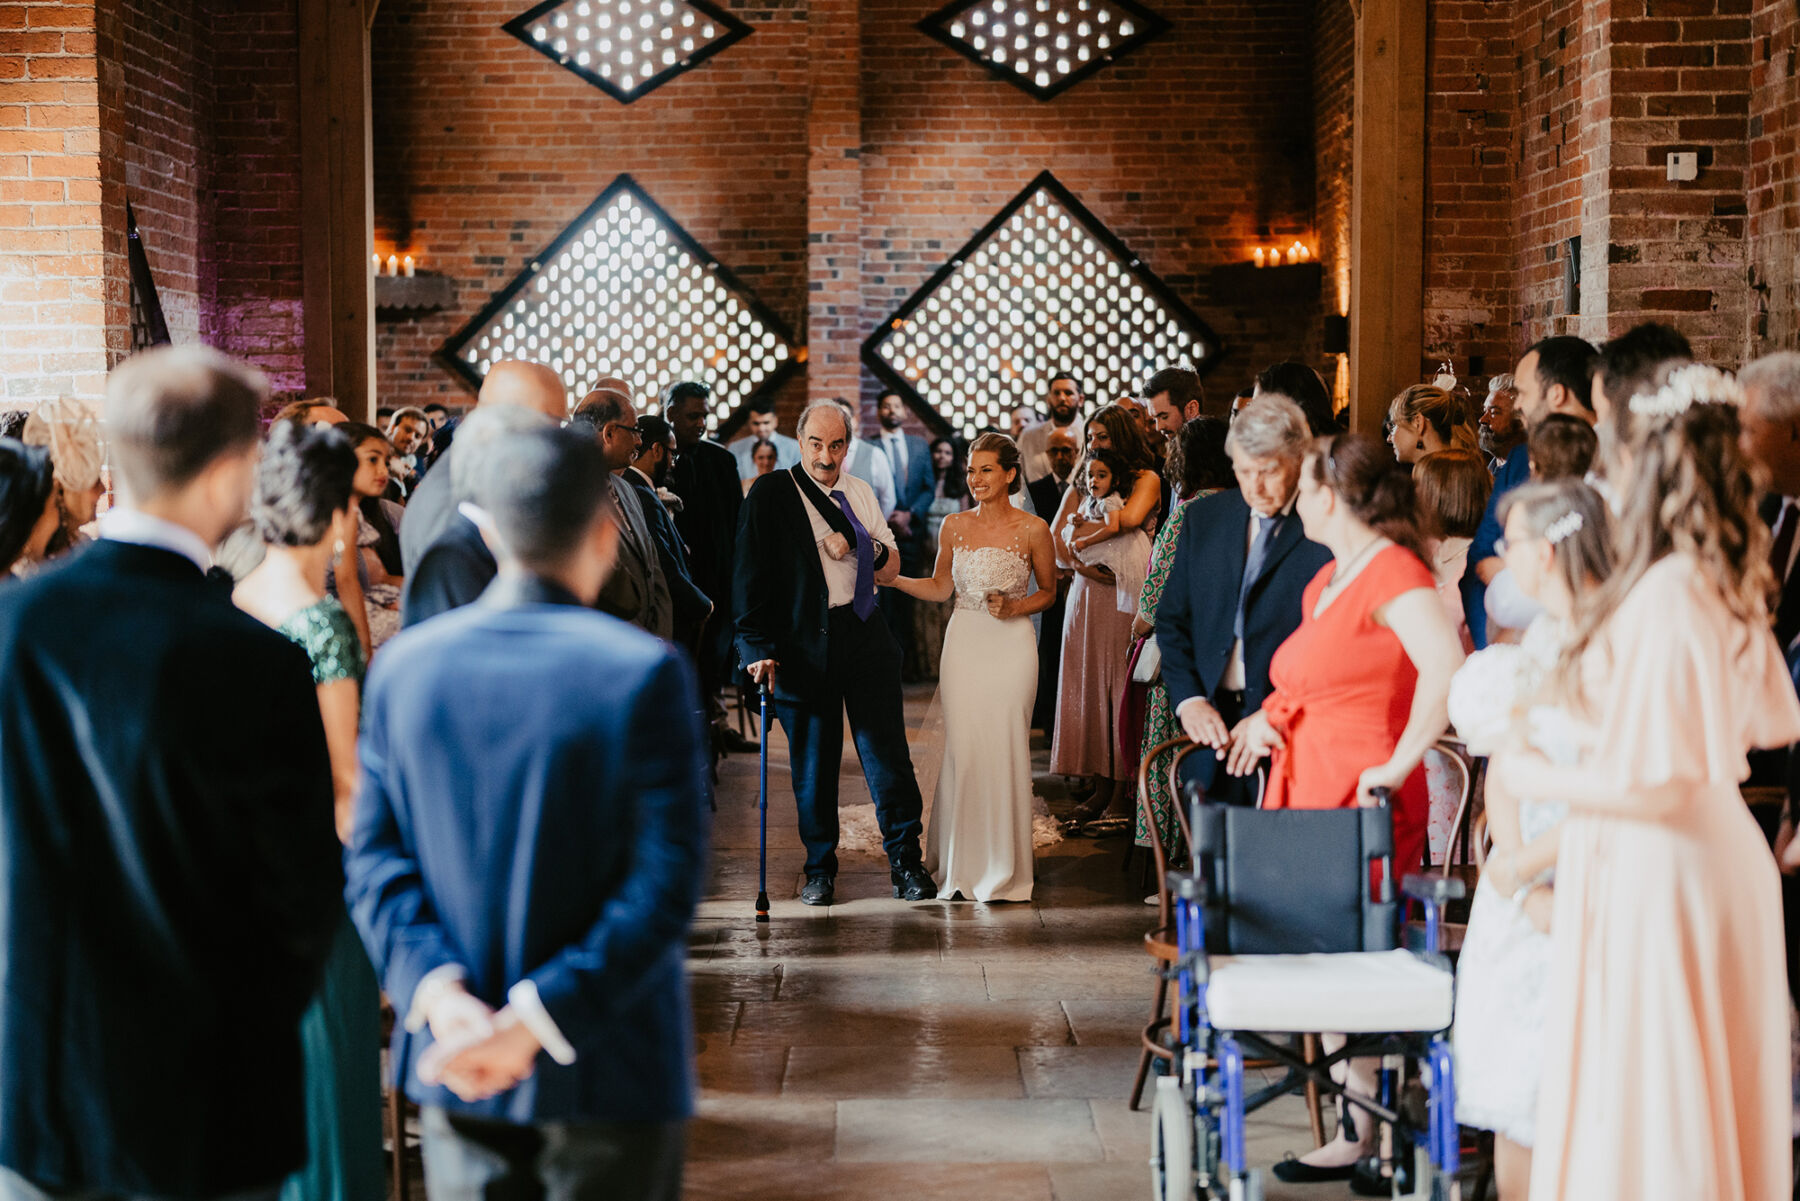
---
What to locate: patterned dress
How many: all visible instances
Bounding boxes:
[276,598,386,1201]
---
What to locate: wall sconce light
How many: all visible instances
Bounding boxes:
[1323,313,1349,355]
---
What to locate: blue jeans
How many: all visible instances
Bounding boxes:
[419,1109,682,1201]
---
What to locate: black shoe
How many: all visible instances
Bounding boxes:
[799,876,835,906]
[1270,1157,1358,1184]
[891,866,938,901]
[715,726,760,754]
[1348,1149,1412,1197]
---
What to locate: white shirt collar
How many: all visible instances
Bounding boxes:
[98,508,213,572]
[627,465,655,488]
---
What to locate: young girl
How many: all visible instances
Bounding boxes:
[1447,479,1612,1201]
[1065,449,1152,615]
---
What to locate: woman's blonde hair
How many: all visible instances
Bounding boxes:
[1390,384,1477,454]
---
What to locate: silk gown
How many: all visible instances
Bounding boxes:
[1512,555,1800,1201]
[1260,545,1436,874]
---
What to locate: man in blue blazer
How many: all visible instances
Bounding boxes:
[874,391,937,675]
[347,426,709,1199]
[1157,393,1332,807]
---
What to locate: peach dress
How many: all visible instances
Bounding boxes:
[1506,556,1800,1201]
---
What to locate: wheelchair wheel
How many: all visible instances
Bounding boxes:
[1150,1076,1195,1201]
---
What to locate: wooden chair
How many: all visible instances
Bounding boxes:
[1409,736,1482,954]
[1128,739,1327,1148]
[379,998,413,1201]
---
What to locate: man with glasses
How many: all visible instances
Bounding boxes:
[574,385,673,640]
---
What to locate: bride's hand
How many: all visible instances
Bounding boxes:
[985,591,1013,620]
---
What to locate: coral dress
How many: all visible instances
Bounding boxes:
[1512,556,1800,1201]
[1261,545,1436,873]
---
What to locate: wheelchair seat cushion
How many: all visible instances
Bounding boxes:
[1205,949,1454,1034]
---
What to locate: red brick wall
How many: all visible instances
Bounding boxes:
[1747,0,1800,354]
[1312,0,1352,409]
[121,0,207,345]
[1508,0,1585,352]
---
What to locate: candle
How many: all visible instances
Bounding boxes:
[1298,244,1311,263]
[386,254,398,277]
[403,255,416,278]
[1253,248,1266,268]
[372,253,381,275]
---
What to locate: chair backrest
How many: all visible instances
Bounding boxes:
[1187,781,1399,955]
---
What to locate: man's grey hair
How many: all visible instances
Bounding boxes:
[1741,352,1800,424]
[1486,373,1517,399]
[1225,393,1311,463]
[450,403,556,499]
[797,400,852,443]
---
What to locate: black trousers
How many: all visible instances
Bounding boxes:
[420,1108,684,1201]
[774,605,926,879]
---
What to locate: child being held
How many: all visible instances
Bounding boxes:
[1063,449,1153,615]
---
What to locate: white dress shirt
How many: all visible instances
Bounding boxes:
[1217,497,1297,692]
[98,508,213,571]
[795,468,897,608]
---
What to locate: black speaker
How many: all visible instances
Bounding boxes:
[1323,313,1350,355]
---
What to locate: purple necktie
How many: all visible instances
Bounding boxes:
[831,488,877,620]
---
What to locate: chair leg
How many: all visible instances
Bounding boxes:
[387,1085,408,1201]
[1302,1033,1326,1149]
[1129,971,1170,1111]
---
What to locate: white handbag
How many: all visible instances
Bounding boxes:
[1130,634,1161,685]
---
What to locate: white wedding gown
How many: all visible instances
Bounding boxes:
[925,542,1038,902]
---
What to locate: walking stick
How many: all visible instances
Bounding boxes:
[756,676,771,924]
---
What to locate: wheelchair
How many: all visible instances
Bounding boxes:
[1149,784,1465,1201]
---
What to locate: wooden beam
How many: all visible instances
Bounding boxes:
[300,0,376,418]
[1346,0,1426,436]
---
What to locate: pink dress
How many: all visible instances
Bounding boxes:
[1506,556,1800,1201]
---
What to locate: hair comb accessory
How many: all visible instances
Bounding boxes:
[1544,510,1584,545]
[1627,363,1745,420]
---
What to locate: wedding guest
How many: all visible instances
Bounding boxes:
[347,425,708,1200]
[1029,426,1080,735]
[1490,366,1800,1201]
[232,420,384,1201]
[1222,432,1464,1183]
[385,406,432,500]
[1590,320,1692,427]
[1158,395,1331,809]
[1388,383,1477,464]
[1131,416,1232,851]
[1525,414,1597,484]
[1017,372,1086,481]
[1479,373,1526,471]
[1145,368,1205,442]
[1448,479,1612,1201]
[626,413,712,649]
[728,400,799,481]
[573,387,672,640]
[1464,335,1597,648]
[913,437,969,679]
[876,391,936,681]
[339,422,405,649]
[834,397,898,519]
[1052,403,1160,830]
[743,439,778,495]
[1414,448,1491,650]
[0,441,59,578]
[19,396,105,558]
[663,381,749,753]
[0,346,342,1199]
[1255,361,1337,436]
[423,402,454,468]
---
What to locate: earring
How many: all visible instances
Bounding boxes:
[333,539,345,558]
[1415,438,1426,451]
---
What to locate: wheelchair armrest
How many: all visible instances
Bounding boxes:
[1401,872,1467,904]
[1166,869,1206,903]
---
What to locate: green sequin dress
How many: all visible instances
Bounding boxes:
[276,598,385,1201]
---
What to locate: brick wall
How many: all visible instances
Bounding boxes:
[1747,0,1800,354]
[1312,0,1352,408]
[122,0,207,344]
[1508,0,1585,352]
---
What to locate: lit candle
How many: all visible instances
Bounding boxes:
[403,255,416,278]
[1298,244,1311,263]
[372,253,381,276]
[1253,247,1266,268]
[386,254,398,277]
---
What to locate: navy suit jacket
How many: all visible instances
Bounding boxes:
[347,577,710,1124]
[401,512,497,629]
[1156,489,1334,718]
[623,468,711,639]
[1463,450,1530,649]
[882,432,936,521]
[0,542,342,1195]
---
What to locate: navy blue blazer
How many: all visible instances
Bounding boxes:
[885,432,936,521]
[622,468,711,638]
[0,541,342,1196]
[1156,489,1334,718]
[347,577,711,1124]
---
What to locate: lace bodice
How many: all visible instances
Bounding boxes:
[951,545,1032,611]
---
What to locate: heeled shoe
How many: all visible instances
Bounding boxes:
[1061,796,1111,831]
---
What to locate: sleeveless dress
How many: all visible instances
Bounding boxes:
[1261,545,1437,874]
[1523,556,1800,1201]
[276,598,386,1201]
[926,538,1038,902]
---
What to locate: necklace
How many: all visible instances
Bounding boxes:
[1328,533,1385,587]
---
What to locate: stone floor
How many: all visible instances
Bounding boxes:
[683,686,1364,1201]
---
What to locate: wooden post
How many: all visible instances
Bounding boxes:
[300,0,376,418]
[1346,0,1426,436]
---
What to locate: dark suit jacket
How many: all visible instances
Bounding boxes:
[1028,474,1069,527]
[400,442,458,582]
[401,512,497,629]
[1156,489,1334,718]
[347,576,709,1124]
[885,432,935,518]
[669,438,742,670]
[623,468,710,640]
[0,541,342,1196]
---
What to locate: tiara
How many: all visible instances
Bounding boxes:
[1626,363,1745,420]
[1544,510,1584,545]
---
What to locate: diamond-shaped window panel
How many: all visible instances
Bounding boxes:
[503,0,752,104]
[919,0,1168,101]
[862,172,1220,441]
[438,175,798,432]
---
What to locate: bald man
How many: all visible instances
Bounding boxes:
[400,361,568,582]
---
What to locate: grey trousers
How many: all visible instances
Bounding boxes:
[419,1108,683,1201]
[0,1167,278,1201]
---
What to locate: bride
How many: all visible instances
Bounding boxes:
[894,433,1058,901]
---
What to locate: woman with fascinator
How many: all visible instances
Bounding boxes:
[1490,364,1800,1201]
[19,396,106,560]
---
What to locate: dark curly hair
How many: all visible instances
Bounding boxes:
[251,420,356,548]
